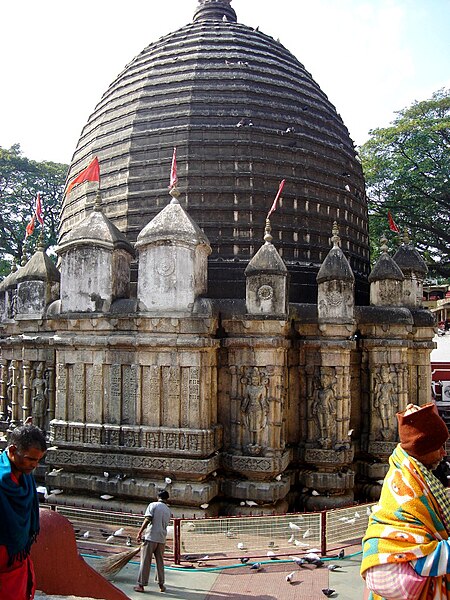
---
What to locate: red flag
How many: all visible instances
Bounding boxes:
[169,147,178,189]
[66,157,100,196]
[388,210,400,233]
[267,179,286,219]
[25,216,35,238]
[35,192,44,225]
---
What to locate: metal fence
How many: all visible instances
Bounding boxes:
[174,503,375,563]
[49,502,376,564]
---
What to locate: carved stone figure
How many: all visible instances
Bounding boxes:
[240,368,270,455]
[373,365,398,441]
[311,367,337,449]
[31,362,48,430]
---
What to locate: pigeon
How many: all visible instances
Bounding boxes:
[113,527,125,536]
[250,562,261,570]
[237,542,246,550]
[240,557,250,564]
[226,530,236,538]
[165,477,172,485]
[366,506,372,516]
[347,429,354,436]
[200,503,209,509]
[338,549,345,559]
[83,531,90,538]
[376,479,384,485]
[322,589,336,597]
[286,571,296,583]
[239,501,246,506]
[246,500,258,506]
[327,564,342,571]
[311,490,320,496]
[105,535,115,543]
[48,468,63,476]
[267,550,278,560]
[346,518,356,525]
[222,15,229,22]
[275,474,282,481]
[302,529,311,538]
[288,534,295,544]
[103,471,110,479]
[268,541,275,548]
[290,556,306,566]
[294,539,308,547]
[305,552,321,562]
[126,536,132,547]
[100,494,114,500]
[50,489,63,495]
[289,522,301,531]
[354,511,360,518]
[344,184,351,192]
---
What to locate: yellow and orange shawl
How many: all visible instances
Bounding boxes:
[361,444,450,600]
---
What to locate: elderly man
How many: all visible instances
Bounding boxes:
[0,425,47,600]
[361,403,450,599]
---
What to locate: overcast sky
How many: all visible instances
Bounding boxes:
[1,0,448,165]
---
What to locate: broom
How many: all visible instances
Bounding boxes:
[95,545,141,579]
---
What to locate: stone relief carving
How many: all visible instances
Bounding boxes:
[31,362,48,430]
[373,365,398,441]
[311,367,337,449]
[240,367,270,455]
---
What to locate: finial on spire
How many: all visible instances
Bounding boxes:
[94,190,102,212]
[21,251,27,267]
[37,231,46,252]
[264,218,273,244]
[331,221,340,247]
[380,235,389,254]
[402,230,410,245]
[193,0,237,23]
[169,187,180,204]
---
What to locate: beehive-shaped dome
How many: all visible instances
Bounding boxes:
[61,0,370,302]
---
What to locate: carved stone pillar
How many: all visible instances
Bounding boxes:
[22,360,32,421]
[46,363,56,423]
[9,360,21,427]
[0,359,8,423]
[220,325,292,511]
[302,339,355,510]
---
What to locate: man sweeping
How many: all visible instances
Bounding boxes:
[361,403,450,599]
[134,490,171,593]
[0,424,47,600]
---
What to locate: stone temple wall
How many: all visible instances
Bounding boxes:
[0,199,434,515]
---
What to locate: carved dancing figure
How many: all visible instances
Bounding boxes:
[311,368,337,449]
[240,368,269,454]
[31,362,48,430]
[373,365,398,441]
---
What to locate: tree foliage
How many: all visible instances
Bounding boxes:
[360,88,450,278]
[0,145,68,277]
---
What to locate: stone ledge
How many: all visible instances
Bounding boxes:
[222,449,292,478]
[46,448,220,478]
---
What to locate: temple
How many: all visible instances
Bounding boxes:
[0,0,435,514]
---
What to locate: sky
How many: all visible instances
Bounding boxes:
[1,0,449,165]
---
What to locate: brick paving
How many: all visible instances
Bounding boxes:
[205,561,328,600]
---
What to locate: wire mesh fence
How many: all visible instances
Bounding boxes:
[325,503,375,548]
[179,512,322,559]
[50,501,377,562]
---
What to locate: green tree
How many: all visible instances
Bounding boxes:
[0,145,68,276]
[360,88,450,277]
